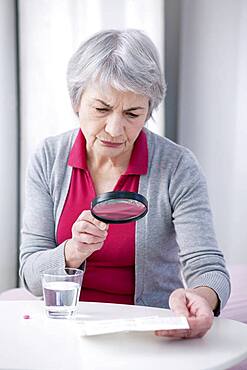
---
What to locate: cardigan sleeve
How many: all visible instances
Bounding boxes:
[19,140,66,297]
[169,148,231,311]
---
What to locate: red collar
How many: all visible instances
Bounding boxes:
[68,129,87,169]
[68,129,148,175]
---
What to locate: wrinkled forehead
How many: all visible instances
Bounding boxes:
[84,82,149,108]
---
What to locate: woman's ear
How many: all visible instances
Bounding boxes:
[72,103,80,116]
[73,102,78,112]
[143,100,151,123]
[73,93,83,116]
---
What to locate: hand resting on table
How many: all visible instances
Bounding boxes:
[155,288,215,339]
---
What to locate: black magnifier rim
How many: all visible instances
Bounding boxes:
[91,191,148,224]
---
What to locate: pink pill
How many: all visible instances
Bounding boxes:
[23,314,31,319]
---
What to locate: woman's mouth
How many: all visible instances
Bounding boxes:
[99,139,124,148]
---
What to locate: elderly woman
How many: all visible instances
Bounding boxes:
[20,29,230,339]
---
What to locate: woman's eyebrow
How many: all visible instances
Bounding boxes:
[124,106,145,111]
[94,99,111,107]
[94,99,145,111]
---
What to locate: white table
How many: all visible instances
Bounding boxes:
[0,301,247,370]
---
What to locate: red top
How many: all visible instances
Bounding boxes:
[57,129,148,304]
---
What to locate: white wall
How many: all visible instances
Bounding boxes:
[0,0,18,291]
[177,0,247,264]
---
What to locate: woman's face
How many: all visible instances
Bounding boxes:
[76,84,149,161]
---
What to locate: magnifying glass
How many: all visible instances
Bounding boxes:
[91,191,148,224]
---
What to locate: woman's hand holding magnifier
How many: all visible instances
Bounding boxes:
[64,191,147,268]
[64,210,109,268]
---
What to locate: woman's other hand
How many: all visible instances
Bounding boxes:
[155,288,215,339]
[64,210,109,268]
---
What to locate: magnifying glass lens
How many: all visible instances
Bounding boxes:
[91,191,148,224]
[92,199,146,220]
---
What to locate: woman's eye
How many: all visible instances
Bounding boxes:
[126,112,139,118]
[95,108,109,113]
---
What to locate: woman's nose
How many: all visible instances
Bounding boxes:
[105,113,125,137]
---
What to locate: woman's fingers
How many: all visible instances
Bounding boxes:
[72,210,108,243]
[77,210,108,231]
[73,220,107,243]
[75,219,107,236]
[169,288,190,317]
[155,329,192,338]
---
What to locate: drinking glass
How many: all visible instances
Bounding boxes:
[42,267,83,319]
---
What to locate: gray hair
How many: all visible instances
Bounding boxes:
[67,29,166,119]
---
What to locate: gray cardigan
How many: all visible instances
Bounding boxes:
[19,128,230,310]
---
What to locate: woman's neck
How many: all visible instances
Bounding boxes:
[86,149,133,195]
[86,149,132,175]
